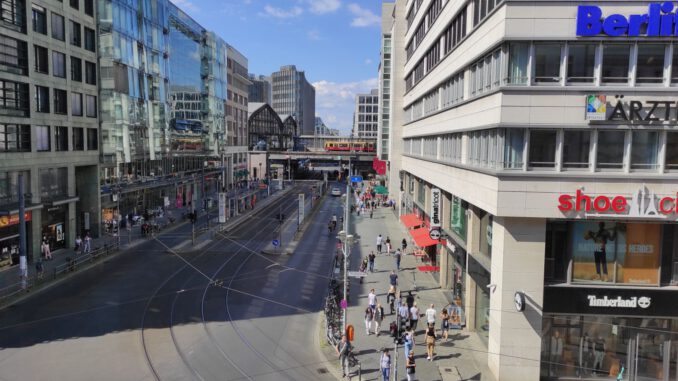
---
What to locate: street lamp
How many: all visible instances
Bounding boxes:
[337,230,354,336]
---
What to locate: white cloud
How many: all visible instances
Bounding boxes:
[172,0,200,13]
[313,78,378,135]
[347,3,380,27]
[261,5,303,18]
[364,58,373,65]
[303,0,341,14]
[307,29,321,40]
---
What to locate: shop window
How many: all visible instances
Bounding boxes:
[35,85,49,113]
[596,130,625,170]
[602,44,631,84]
[450,196,468,242]
[34,45,48,73]
[72,127,83,150]
[660,225,678,285]
[528,129,557,168]
[562,130,590,169]
[51,13,64,41]
[507,42,529,85]
[417,180,426,205]
[52,51,65,78]
[31,5,46,34]
[534,43,562,83]
[53,88,67,115]
[636,44,665,84]
[478,211,492,259]
[502,128,524,169]
[35,125,50,151]
[630,131,659,170]
[567,43,596,83]
[0,124,29,152]
[666,132,678,171]
[544,221,568,284]
[55,126,68,151]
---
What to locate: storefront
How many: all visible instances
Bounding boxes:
[42,206,67,250]
[469,253,491,345]
[0,212,32,268]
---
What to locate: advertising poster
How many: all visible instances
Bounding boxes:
[585,94,606,120]
[621,223,660,285]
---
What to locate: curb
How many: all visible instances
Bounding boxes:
[315,311,344,381]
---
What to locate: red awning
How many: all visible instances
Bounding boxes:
[400,214,423,229]
[417,266,440,272]
[410,227,444,248]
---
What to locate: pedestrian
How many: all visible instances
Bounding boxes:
[401,238,408,252]
[41,240,52,260]
[74,235,82,254]
[410,302,420,332]
[368,288,377,312]
[387,285,396,314]
[426,303,437,330]
[406,291,415,309]
[376,234,383,253]
[365,306,374,335]
[385,236,391,253]
[335,335,350,378]
[35,259,44,280]
[380,348,391,381]
[394,249,402,271]
[368,251,376,273]
[403,327,415,359]
[84,232,92,254]
[406,350,416,381]
[374,303,384,336]
[398,299,409,331]
[441,308,450,340]
[389,270,398,287]
[425,323,436,361]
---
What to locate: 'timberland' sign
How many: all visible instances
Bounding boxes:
[577,3,678,37]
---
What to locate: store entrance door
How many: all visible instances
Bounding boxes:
[630,331,678,381]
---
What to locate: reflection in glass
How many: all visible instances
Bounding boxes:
[529,130,557,168]
[630,131,658,170]
[534,43,562,83]
[602,44,631,83]
[562,130,590,169]
[636,44,665,84]
[597,130,625,169]
[567,43,596,83]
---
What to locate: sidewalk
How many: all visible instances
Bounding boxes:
[321,199,492,381]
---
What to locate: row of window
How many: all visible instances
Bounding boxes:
[406,0,425,30]
[404,69,465,123]
[404,128,678,173]
[406,0,445,61]
[33,45,96,84]
[472,0,504,27]
[0,124,97,153]
[35,85,97,117]
[31,5,95,52]
[0,33,27,75]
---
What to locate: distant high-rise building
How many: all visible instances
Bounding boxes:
[353,89,379,138]
[271,65,315,135]
[377,3,393,161]
[225,46,250,184]
[248,74,271,104]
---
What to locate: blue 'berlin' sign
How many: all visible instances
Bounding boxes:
[576,2,678,37]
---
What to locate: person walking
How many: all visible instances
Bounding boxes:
[389,270,398,287]
[401,238,408,252]
[380,349,391,381]
[368,288,377,312]
[441,308,450,341]
[41,240,52,260]
[365,306,374,335]
[406,351,416,381]
[374,303,384,336]
[398,299,409,332]
[425,324,437,361]
[406,291,415,310]
[74,235,82,254]
[335,335,351,378]
[387,285,396,314]
[376,234,383,254]
[385,236,391,254]
[410,302,420,332]
[403,327,415,359]
[394,249,402,271]
[84,232,92,254]
[35,260,44,280]
[425,304,437,330]
[368,252,376,273]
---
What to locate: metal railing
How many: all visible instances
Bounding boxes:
[53,242,120,277]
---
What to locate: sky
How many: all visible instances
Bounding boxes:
[174,0,385,135]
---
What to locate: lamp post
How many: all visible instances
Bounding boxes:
[337,231,354,336]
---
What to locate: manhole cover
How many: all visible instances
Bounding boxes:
[317,368,329,374]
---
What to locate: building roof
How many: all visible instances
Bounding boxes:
[248,102,267,114]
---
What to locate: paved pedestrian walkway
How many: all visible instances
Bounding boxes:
[320,194,492,381]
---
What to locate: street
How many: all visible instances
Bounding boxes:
[0,185,343,381]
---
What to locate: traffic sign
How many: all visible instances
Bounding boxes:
[350,176,363,183]
[348,271,367,278]
[272,239,280,247]
[429,228,441,240]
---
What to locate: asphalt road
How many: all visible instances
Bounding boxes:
[0,184,345,381]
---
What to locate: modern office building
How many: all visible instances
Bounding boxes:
[314,116,338,136]
[352,89,379,138]
[248,73,271,104]
[385,0,678,380]
[271,65,315,135]
[378,2,394,162]
[0,0,100,266]
[225,45,250,183]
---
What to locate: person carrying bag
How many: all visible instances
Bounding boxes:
[406,351,416,381]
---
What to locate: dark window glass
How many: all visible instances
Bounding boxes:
[597,130,625,169]
[72,127,83,150]
[534,43,562,83]
[672,44,678,83]
[53,88,67,114]
[544,221,569,284]
[0,34,27,75]
[55,126,68,151]
[567,43,596,83]
[666,132,678,170]
[85,94,96,117]
[84,27,95,52]
[52,51,65,78]
[630,130,659,170]
[69,20,81,47]
[636,44,665,84]
[36,125,50,151]
[51,13,64,41]
[35,85,49,113]
[39,167,67,200]
[2,0,26,31]
[70,56,81,81]
[528,130,557,168]
[0,124,30,152]
[85,61,95,85]
[562,130,590,169]
[87,128,97,150]
[69,0,78,10]
[0,79,28,116]
[34,44,48,73]
[31,5,46,34]
[602,44,631,83]
[84,0,93,16]
[71,92,82,116]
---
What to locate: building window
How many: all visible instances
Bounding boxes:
[596,130,625,169]
[528,130,557,168]
[35,85,49,113]
[562,130,590,169]
[33,44,48,73]
[69,0,78,10]
[507,42,529,85]
[72,127,83,150]
[0,170,30,205]
[636,44,665,84]
[630,130,659,170]
[71,92,82,116]
[666,132,678,170]
[0,79,28,116]
[2,0,25,31]
[417,180,426,205]
[87,128,97,150]
[31,5,46,34]
[534,43,562,83]
[602,44,631,83]
[567,43,596,83]
[0,34,27,75]
[84,27,95,52]
[0,124,29,152]
[84,0,93,16]
[69,20,81,47]
[36,125,50,151]
[55,126,68,151]
[70,57,82,82]
[53,88,67,114]
[52,51,65,78]
[85,94,96,117]
[39,167,67,200]
[51,13,64,41]
[85,61,95,85]
[502,128,524,169]
[672,44,678,85]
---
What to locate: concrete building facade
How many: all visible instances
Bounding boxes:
[378,3,394,162]
[353,89,379,139]
[385,0,678,380]
[0,0,100,267]
[225,45,250,184]
[248,74,271,104]
[271,65,315,135]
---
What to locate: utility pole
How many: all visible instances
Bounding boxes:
[18,174,27,287]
